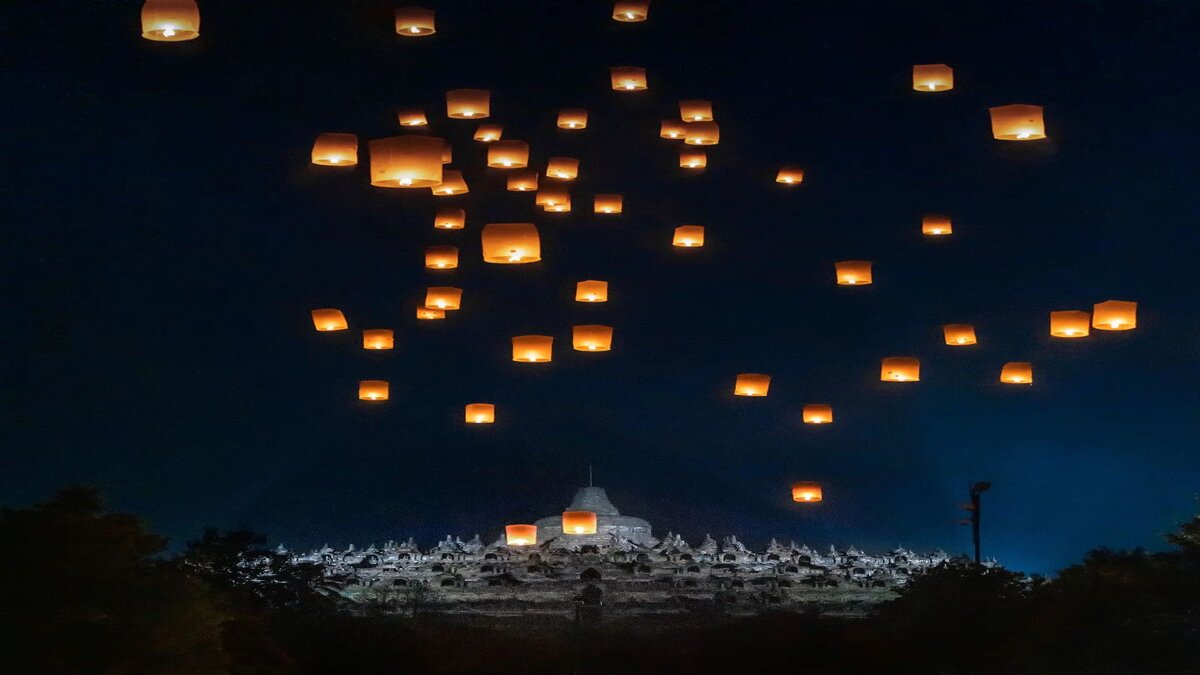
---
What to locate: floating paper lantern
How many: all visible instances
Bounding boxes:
[1050,310,1090,338]
[791,483,823,503]
[535,185,570,209]
[684,122,720,145]
[673,225,705,247]
[512,335,553,362]
[661,120,687,139]
[311,308,348,332]
[431,169,468,195]
[1000,362,1034,384]
[465,403,495,424]
[446,89,491,119]
[610,66,648,91]
[482,223,541,264]
[507,171,538,192]
[943,324,977,346]
[912,64,954,92]
[776,167,805,185]
[679,100,714,122]
[545,196,572,213]
[989,104,1046,141]
[141,0,200,41]
[435,207,465,230]
[416,307,445,320]
[558,109,588,129]
[425,246,459,269]
[734,373,771,397]
[802,404,833,424]
[922,215,953,236]
[881,357,920,382]
[359,380,389,401]
[311,133,358,166]
[505,524,537,546]
[835,261,873,285]
[575,280,609,303]
[594,194,623,214]
[473,124,503,143]
[362,329,394,350]
[1092,300,1137,330]
[612,1,649,22]
[562,511,598,535]
[424,287,462,311]
[680,151,707,169]
[546,157,579,180]
[397,109,428,127]
[394,6,435,36]
[487,141,529,168]
[369,135,444,188]
[573,325,613,352]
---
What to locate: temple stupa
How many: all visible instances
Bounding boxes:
[533,487,656,547]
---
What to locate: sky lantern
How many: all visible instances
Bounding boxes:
[792,483,823,503]
[512,335,553,363]
[397,109,428,127]
[141,0,200,41]
[734,373,771,397]
[425,287,462,311]
[912,64,954,92]
[922,215,953,236]
[558,109,588,129]
[394,6,435,36]
[546,157,580,180]
[594,194,623,214]
[535,185,570,209]
[573,325,614,352]
[1000,362,1034,384]
[802,404,833,424]
[576,280,609,303]
[943,324,978,346]
[358,380,389,401]
[465,403,495,424]
[562,511,598,535]
[679,99,714,122]
[684,122,720,145]
[435,206,466,230]
[881,357,920,382]
[368,135,444,188]
[310,133,358,167]
[362,329,394,350]
[431,169,469,195]
[1092,300,1137,330]
[311,308,348,332]
[416,307,445,320]
[612,1,649,22]
[1050,310,1090,338]
[473,124,503,142]
[507,171,538,192]
[610,66,648,91]
[673,225,705,248]
[989,104,1047,141]
[424,245,459,269]
[776,167,805,185]
[545,196,572,213]
[661,120,687,139]
[680,151,707,169]
[505,524,537,546]
[835,260,873,285]
[487,141,529,168]
[482,223,541,264]
[446,89,491,119]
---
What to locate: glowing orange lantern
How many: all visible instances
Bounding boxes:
[425,246,459,269]
[881,357,920,382]
[802,404,833,424]
[573,325,613,352]
[684,122,720,145]
[1092,300,1137,330]
[311,133,358,166]
[369,135,444,188]
[673,225,705,247]
[791,483,823,503]
[505,524,537,546]
[545,196,572,213]
[680,151,707,169]
[359,380,389,401]
[546,157,580,180]
[679,100,714,122]
[912,64,953,92]
[141,0,200,41]
[661,120,687,139]
[431,169,468,195]
[734,373,771,397]
[562,511,598,535]
[776,167,805,185]
[394,6,435,36]
[610,66,647,91]
[446,89,491,119]
[1000,362,1034,384]
[465,403,495,424]
[473,124,503,143]
[922,215,953,236]
[576,280,609,303]
[558,109,588,129]
[435,207,465,230]
[612,1,649,22]
[594,194,623,214]
[487,141,529,168]
[989,104,1046,141]
[397,109,428,127]
[362,329,394,350]
[835,261,873,285]
[507,171,539,192]
[1050,310,1090,338]
[535,185,570,209]
[416,307,445,320]
[482,223,541,264]
[943,324,977,346]
[311,309,348,332]
[512,335,553,363]
[424,287,462,311]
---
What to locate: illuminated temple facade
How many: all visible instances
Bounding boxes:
[285,487,957,620]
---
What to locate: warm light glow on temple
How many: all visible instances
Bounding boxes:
[734,373,772,397]
[311,309,348,332]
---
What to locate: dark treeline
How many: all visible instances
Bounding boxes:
[2,487,1198,674]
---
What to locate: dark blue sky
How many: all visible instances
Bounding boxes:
[4,0,1198,573]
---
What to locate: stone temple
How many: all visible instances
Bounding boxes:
[285,487,964,622]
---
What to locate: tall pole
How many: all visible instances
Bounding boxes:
[968,482,991,564]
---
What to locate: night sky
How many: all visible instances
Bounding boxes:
[5,0,1199,574]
